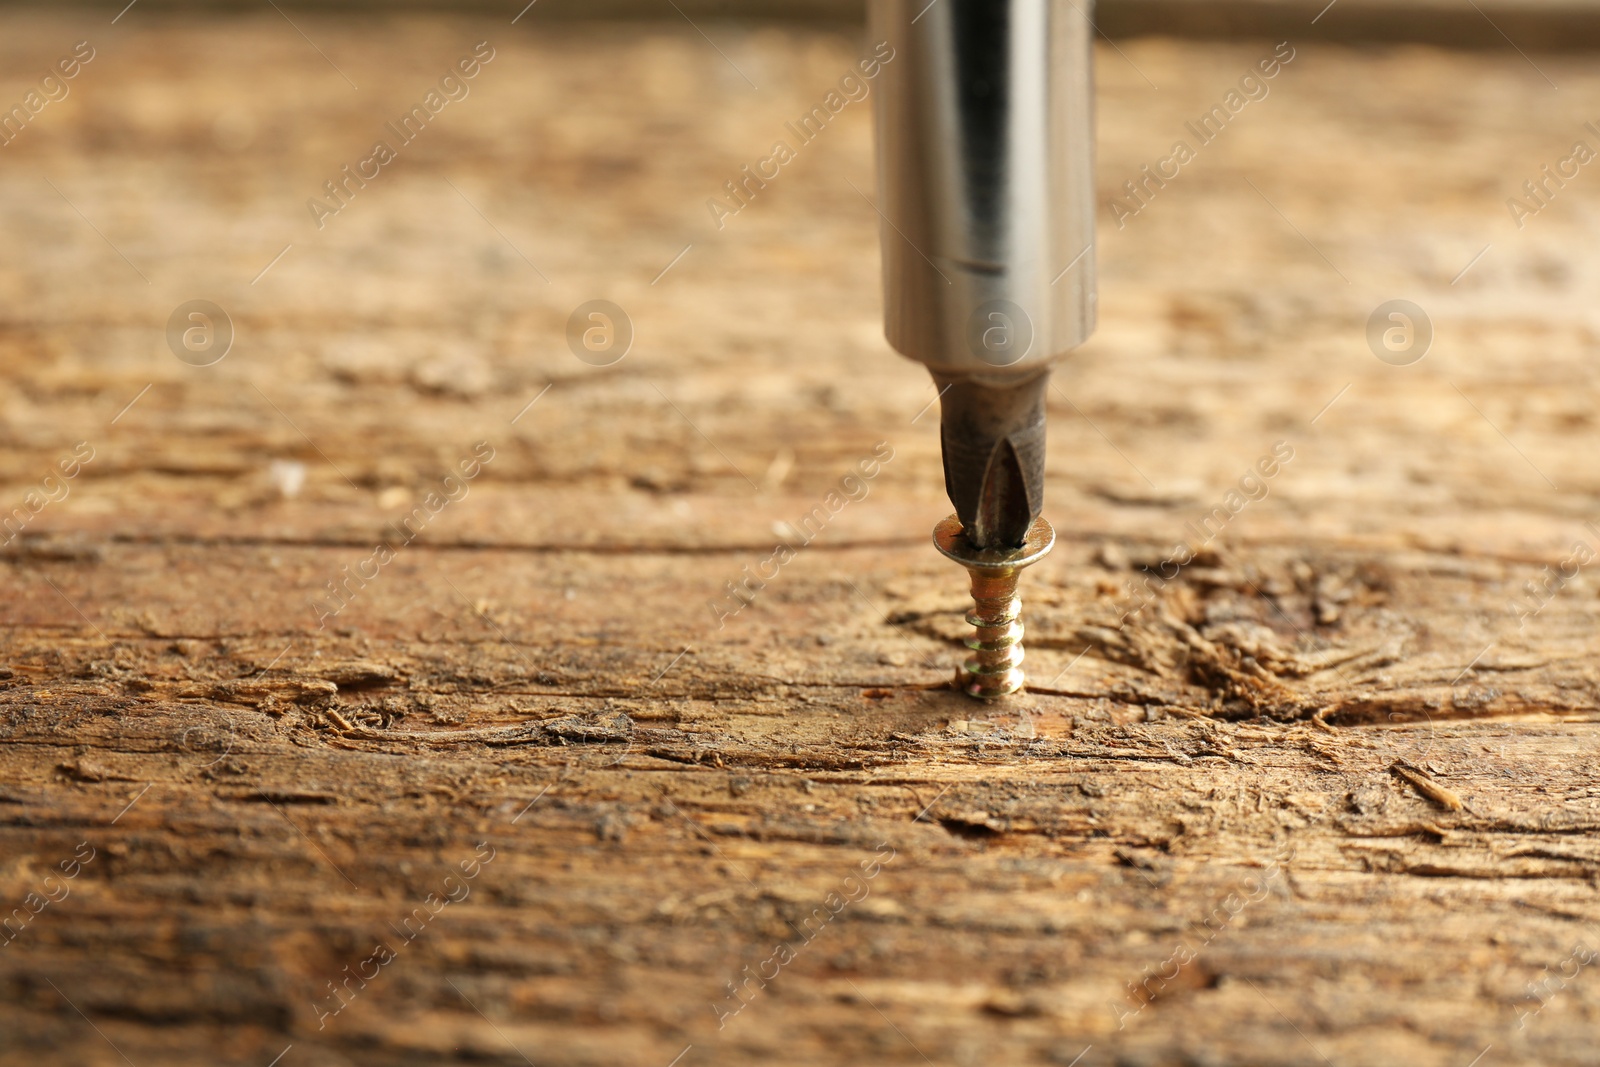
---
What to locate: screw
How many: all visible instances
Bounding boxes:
[932,514,1055,699]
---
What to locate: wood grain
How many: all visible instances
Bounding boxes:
[2,10,1600,1066]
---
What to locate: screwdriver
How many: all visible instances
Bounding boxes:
[870,0,1096,698]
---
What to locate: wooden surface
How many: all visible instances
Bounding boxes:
[4,9,1600,1067]
[34,0,1600,51]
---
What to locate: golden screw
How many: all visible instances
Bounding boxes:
[932,514,1055,699]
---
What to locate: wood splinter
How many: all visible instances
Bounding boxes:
[1391,761,1466,812]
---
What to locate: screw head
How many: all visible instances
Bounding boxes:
[933,514,1054,572]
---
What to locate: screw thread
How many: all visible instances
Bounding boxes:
[932,514,1053,701]
[959,569,1026,698]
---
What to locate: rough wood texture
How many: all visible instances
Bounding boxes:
[40,0,1600,51]
[3,10,1600,1067]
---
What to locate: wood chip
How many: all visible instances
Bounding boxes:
[1391,761,1465,811]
